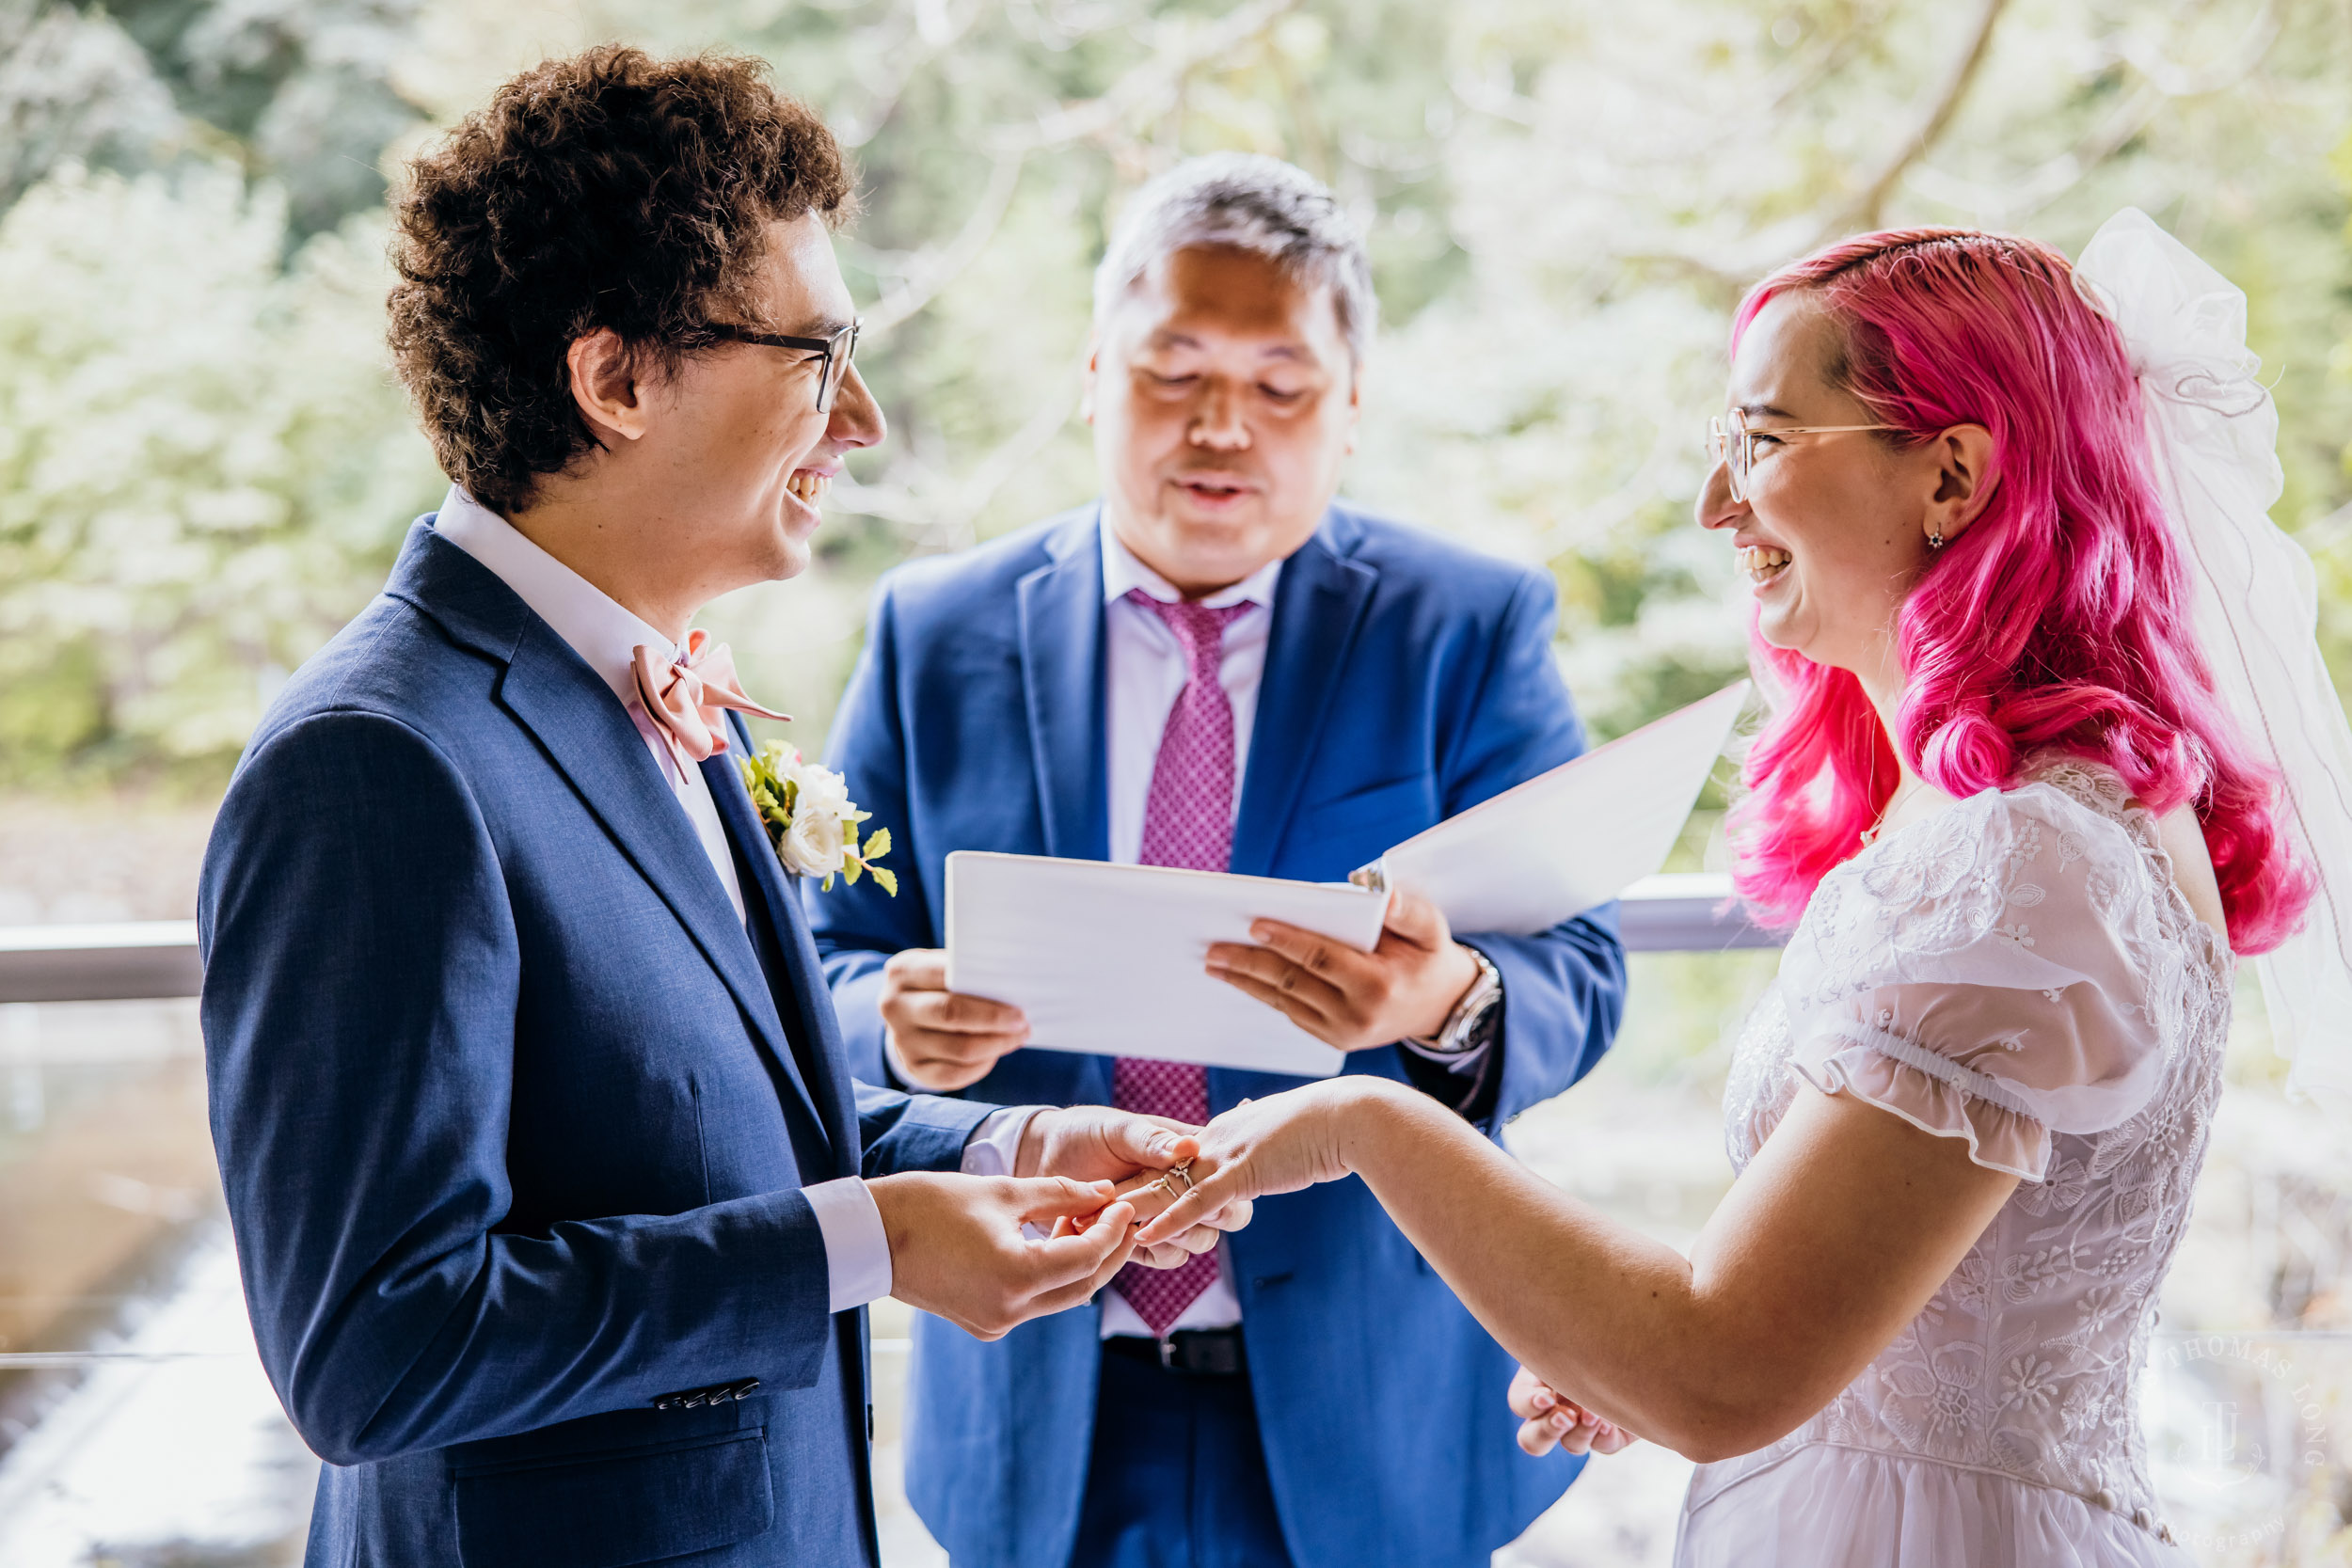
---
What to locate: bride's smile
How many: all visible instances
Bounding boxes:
[1699,292,1997,691]
[1734,540,1792,587]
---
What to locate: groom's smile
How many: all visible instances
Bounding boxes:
[503,212,886,640]
[702,214,884,589]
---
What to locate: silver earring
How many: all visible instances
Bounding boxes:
[1928,526,1946,551]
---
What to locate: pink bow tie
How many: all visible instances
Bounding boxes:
[630,629,790,768]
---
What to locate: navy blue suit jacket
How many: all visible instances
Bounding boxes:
[199,522,993,1568]
[809,504,1629,1568]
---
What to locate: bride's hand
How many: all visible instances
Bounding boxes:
[1132,1079,1379,1248]
[1507,1365,1636,1458]
[1050,1164,1251,1268]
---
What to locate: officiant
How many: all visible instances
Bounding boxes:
[808,153,1627,1568]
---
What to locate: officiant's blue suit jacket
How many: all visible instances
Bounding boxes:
[810,503,1629,1568]
[199,521,993,1568]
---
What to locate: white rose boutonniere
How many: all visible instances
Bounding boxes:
[739,740,898,895]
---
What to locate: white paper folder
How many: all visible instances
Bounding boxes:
[946,855,1380,1077]
[943,681,1749,1075]
[1370,679,1750,935]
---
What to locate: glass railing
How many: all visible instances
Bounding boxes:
[0,938,2341,1566]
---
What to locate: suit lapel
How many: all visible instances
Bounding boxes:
[390,525,838,1165]
[1016,511,1111,862]
[1230,513,1379,877]
[769,875,860,1180]
[706,722,859,1179]
[494,620,831,1135]
[1014,514,1120,1109]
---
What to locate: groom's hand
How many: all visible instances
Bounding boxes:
[867,1173,1139,1340]
[878,949,1029,1090]
[1013,1104,1197,1181]
[1204,890,1481,1053]
[1018,1106,1252,1267]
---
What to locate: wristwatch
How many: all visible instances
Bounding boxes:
[1409,946,1502,1058]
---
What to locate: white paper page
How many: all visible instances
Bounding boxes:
[1378,681,1750,936]
[945,852,1385,1077]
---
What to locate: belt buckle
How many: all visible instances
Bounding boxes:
[1154,1328,1242,1377]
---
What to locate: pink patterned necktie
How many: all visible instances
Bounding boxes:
[1112,589,1251,1338]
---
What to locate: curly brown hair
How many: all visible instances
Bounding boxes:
[388,46,855,515]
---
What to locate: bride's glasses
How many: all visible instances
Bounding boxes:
[1708,409,1899,502]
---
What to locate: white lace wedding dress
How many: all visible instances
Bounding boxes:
[1677,758,2229,1565]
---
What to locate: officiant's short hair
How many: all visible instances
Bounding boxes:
[1094,153,1376,367]
[387,46,854,516]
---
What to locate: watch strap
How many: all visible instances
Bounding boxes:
[1408,946,1502,1057]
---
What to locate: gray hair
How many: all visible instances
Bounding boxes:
[1092,152,1376,366]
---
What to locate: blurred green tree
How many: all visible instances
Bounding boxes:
[0,163,438,784]
[5,0,422,236]
[0,0,2344,787]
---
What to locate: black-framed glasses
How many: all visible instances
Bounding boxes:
[699,317,863,414]
[1708,408,1899,502]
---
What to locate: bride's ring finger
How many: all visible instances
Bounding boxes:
[1135,1159,1194,1204]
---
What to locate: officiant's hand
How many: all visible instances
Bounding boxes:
[1508,1365,1636,1457]
[1204,890,1482,1052]
[879,948,1029,1090]
[868,1173,1141,1340]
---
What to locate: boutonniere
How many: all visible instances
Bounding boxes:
[739,741,898,895]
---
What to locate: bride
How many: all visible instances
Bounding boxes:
[1137,214,2347,1564]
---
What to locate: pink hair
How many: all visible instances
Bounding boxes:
[1724,228,2312,954]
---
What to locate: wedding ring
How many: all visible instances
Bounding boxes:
[1137,1159,1195,1201]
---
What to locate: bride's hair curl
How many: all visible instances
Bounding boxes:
[1725,227,2312,954]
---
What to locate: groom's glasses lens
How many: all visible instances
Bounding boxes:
[698,318,863,414]
[813,320,861,414]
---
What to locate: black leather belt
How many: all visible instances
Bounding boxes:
[1106,1327,1248,1378]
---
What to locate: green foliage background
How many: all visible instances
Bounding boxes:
[2,0,2347,792]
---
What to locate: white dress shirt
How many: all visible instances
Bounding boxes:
[433,485,1035,1315]
[1101,526,1284,862]
[435,486,749,924]
[1096,524,1283,1338]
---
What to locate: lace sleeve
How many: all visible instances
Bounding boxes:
[1777,786,2178,1180]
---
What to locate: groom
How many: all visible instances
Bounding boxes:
[199,49,1219,1568]
[811,155,1629,1568]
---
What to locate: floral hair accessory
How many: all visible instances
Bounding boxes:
[739,740,898,895]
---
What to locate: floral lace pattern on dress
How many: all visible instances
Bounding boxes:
[1714,755,2233,1536]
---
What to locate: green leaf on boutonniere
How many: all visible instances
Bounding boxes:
[740,739,899,897]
